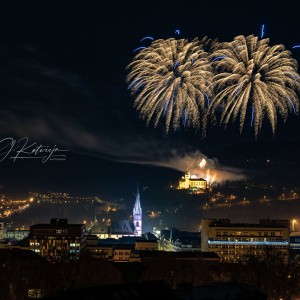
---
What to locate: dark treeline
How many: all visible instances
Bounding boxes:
[0,249,299,299]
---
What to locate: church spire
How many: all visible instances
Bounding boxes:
[133,185,142,236]
[133,186,142,215]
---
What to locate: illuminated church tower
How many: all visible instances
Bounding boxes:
[133,187,142,236]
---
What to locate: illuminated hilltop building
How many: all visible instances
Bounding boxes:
[178,170,207,191]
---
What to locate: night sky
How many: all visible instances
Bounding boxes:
[0,0,300,202]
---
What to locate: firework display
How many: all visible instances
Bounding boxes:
[127,33,300,137]
[210,35,300,136]
[127,38,213,133]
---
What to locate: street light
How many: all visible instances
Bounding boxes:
[292,219,297,232]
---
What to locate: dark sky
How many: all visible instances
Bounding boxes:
[0,0,300,199]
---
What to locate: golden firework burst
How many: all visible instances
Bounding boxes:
[127,38,213,133]
[209,34,300,136]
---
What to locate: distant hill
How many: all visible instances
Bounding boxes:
[213,141,300,185]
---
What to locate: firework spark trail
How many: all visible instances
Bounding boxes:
[198,158,216,186]
[127,38,213,133]
[211,55,226,62]
[199,158,206,169]
[140,36,154,42]
[205,169,216,186]
[163,99,170,116]
[133,46,146,52]
[261,24,265,39]
[205,93,211,106]
[183,109,187,127]
[251,106,255,127]
[287,96,297,114]
[286,71,300,82]
[209,34,300,137]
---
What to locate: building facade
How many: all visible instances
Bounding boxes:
[6,230,29,241]
[290,232,300,258]
[201,218,290,262]
[89,225,110,239]
[113,245,139,262]
[178,171,206,190]
[83,233,158,261]
[0,222,30,241]
[0,221,4,240]
[135,240,158,251]
[29,218,86,261]
[160,228,201,252]
[90,220,136,239]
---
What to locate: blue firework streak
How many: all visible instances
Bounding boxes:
[260,24,265,39]
[128,78,142,90]
[287,96,297,114]
[183,108,187,127]
[163,100,170,116]
[175,29,180,35]
[293,45,300,49]
[251,106,254,127]
[233,83,243,98]
[286,71,300,82]
[140,36,154,42]
[212,55,226,62]
[205,93,211,106]
[133,46,146,52]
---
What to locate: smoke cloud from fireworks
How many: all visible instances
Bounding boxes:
[131,150,246,183]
